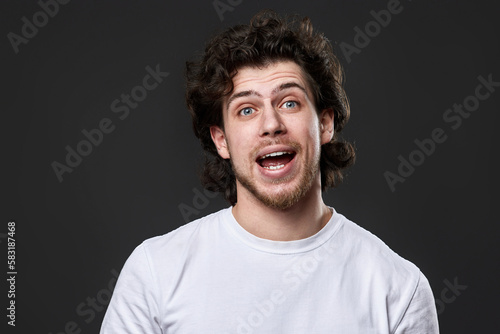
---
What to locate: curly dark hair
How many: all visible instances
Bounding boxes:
[185,10,355,206]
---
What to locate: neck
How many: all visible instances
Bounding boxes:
[232,177,332,241]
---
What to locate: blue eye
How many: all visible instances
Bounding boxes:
[282,101,297,109]
[240,107,254,116]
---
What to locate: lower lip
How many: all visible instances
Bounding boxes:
[257,154,297,179]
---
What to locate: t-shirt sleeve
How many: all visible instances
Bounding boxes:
[100,243,163,334]
[394,271,439,334]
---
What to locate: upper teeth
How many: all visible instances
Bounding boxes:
[260,151,290,159]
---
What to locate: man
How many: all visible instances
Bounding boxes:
[101,10,439,333]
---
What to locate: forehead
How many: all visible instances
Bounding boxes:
[230,61,311,97]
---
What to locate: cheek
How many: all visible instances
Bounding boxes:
[307,126,324,156]
[225,130,251,160]
[299,118,322,145]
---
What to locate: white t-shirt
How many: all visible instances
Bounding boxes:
[100,207,439,333]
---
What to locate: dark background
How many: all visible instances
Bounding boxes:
[3,0,499,333]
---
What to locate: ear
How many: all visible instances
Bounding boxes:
[320,108,335,145]
[210,125,230,159]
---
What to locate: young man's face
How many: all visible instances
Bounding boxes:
[210,61,334,210]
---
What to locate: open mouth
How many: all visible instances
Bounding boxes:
[257,151,296,170]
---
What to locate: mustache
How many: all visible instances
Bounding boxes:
[250,140,302,159]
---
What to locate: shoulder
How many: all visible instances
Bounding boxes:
[334,213,423,305]
[332,212,435,330]
[117,208,229,293]
[101,209,231,333]
[139,207,229,258]
[335,212,420,280]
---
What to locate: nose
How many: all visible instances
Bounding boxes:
[260,103,286,137]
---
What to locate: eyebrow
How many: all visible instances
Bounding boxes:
[226,90,262,110]
[225,82,307,110]
[272,82,307,95]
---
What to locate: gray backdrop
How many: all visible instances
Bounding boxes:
[3,0,499,333]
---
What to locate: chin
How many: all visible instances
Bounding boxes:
[246,173,318,210]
